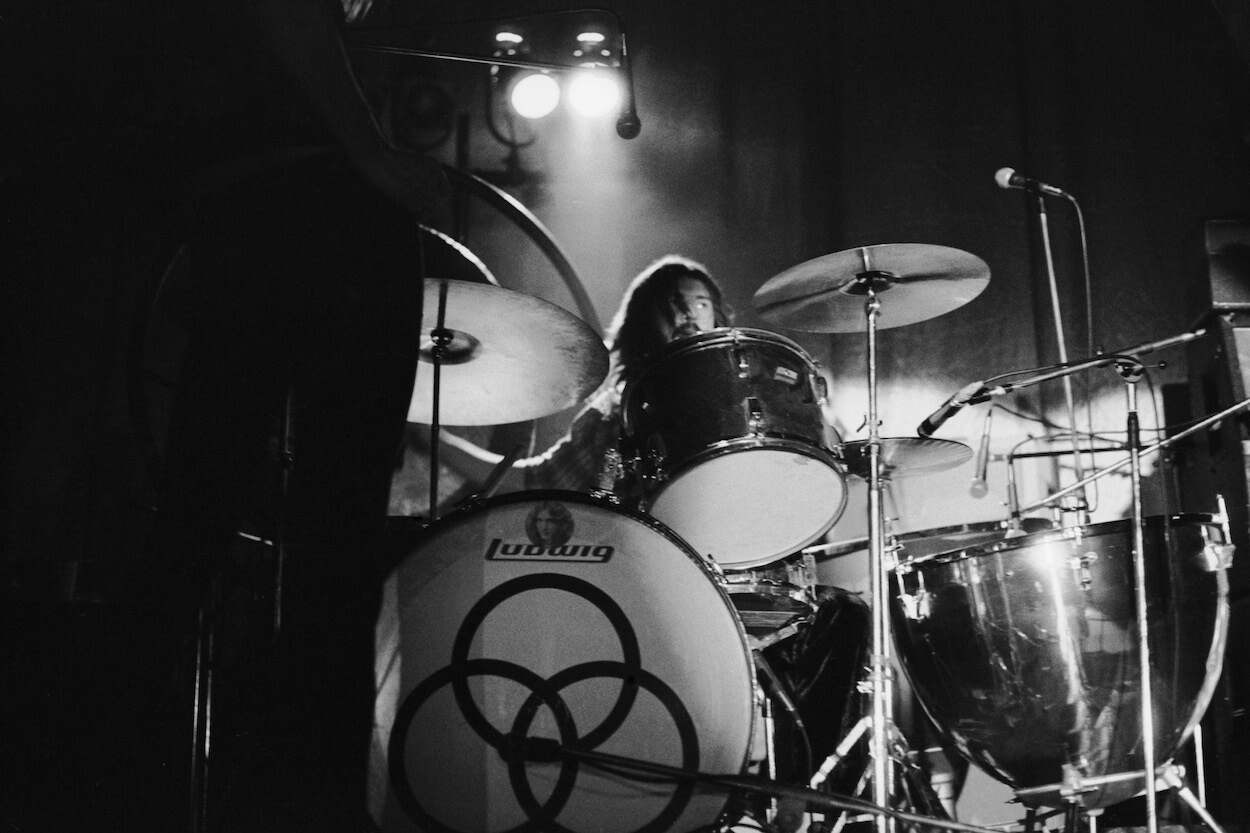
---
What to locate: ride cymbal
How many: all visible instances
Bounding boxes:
[839,437,973,480]
[408,279,608,426]
[753,243,990,332]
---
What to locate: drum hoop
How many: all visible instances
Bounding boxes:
[895,517,1050,542]
[897,512,1220,572]
[644,443,848,569]
[641,327,816,368]
[428,488,750,577]
[648,437,844,485]
[722,580,811,602]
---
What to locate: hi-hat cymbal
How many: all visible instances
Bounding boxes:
[753,243,990,332]
[839,437,972,480]
[408,280,608,426]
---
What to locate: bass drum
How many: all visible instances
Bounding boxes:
[891,514,1231,809]
[371,491,756,833]
[623,327,846,569]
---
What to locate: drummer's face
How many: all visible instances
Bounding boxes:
[656,276,716,342]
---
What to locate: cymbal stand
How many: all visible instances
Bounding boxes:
[864,292,897,833]
[426,280,453,522]
[846,282,897,833]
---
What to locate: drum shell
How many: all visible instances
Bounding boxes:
[890,515,1230,809]
[622,328,846,567]
[623,328,834,464]
[371,490,757,833]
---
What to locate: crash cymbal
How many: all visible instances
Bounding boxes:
[408,280,608,426]
[839,437,972,480]
[753,243,990,332]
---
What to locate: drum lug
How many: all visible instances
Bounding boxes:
[1199,541,1235,572]
[745,397,766,433]
[588,488,621,505]
[813,373,829,406]
[1209,493,1236,572]
[1198,522,1235,572]
[732,343,750,378]
[1067,550,1098,591]
[897,588,930,621]
[640,434,669,488]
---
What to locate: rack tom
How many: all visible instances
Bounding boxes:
[623,328,846,568]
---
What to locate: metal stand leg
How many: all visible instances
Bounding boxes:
[188,582,218,833]
[1159,766,1228,833]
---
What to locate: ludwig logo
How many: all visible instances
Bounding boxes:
[484,539,615,562]
[482,499,614,562]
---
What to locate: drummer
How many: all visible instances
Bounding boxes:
[438,253,730,497]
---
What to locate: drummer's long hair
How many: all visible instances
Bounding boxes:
[603,255,732,388]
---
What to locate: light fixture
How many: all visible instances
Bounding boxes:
[509,73,560,119]
[567,68,621,118]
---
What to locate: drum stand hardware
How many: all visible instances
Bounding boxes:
[1014,764,1227,833]
[753,244,992,833]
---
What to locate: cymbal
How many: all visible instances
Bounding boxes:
[752,243,990,332]
[839,437,972,480]
[408,280,608,426]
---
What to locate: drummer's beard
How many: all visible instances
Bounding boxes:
[671,321,702,340]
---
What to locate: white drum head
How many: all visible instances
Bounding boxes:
[371,492,755,833]
[647,446,847,569]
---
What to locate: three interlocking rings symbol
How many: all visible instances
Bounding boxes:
[388,572,701,833]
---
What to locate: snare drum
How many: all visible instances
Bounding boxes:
[722,559,818,638]
[891,514,1231,809]
[623,328,847,568]
[372,491,756,833]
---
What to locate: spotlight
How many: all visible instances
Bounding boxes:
[567,68,621,118]
[509,73,560,119]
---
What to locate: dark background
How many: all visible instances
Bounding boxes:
[5,0,1250,828]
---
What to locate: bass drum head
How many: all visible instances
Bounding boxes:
[646,443,847,568]
[371,491,756,833]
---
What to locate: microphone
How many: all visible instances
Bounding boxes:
[917,381,986,438]
[969,407,993,498]
[615,28,641,139]
[995,167,1067,198]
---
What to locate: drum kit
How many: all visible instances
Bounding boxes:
[371,244,1236,833]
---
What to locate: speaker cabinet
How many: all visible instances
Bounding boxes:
[1174,313,1250,598]
[1168,317,1250,832]
[1200,218,1250,315]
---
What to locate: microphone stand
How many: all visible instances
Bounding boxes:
[1031,189,1089,519]
[1120,357,1161,833]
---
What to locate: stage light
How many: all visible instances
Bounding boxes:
[510,72,560,119]
[567,68,621,118]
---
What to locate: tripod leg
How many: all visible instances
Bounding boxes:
[1063,802,1081,833]
[812,716,872,789]
[1142,764,1229,833]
